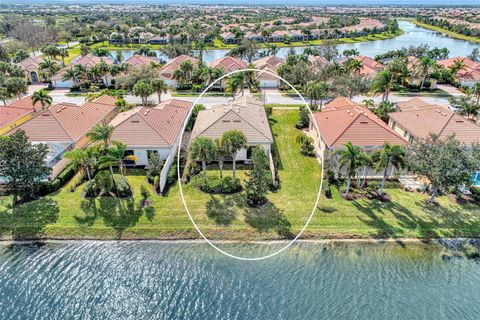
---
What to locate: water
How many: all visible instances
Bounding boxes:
[111,21,480,64]
[1,240,480,319]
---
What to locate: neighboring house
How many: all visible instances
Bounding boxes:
[437,56,480,88]
[252,56,285,88]
[288,30,305,42]
[268,30,288,42]
[220,32,239,44]
[209,56,247,88]
[395,97,436,112]
[405,56,438,89]
[0,96,41,135]
[244,32,264,43]
[124,54,161,68]
[149,35,169,45]
[388,104,480,145]
[159,55,199,87]
[52,54,114,88]
[339,55,385,78]
[308,97,407,157]
[109,98,192,192]
[309,55,330,71]
[8,95,117,178]
[190,95,274,162]
[16,56,48,83]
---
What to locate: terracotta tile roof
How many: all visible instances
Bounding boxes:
[191,95,273,144]
[7,95,42,111]
[309,56,330,66]
[159,55,199,80]
[457,68,480,81]
[437,57,480,71]
[110,99,192,147]
[10,96,116,142]
[209,56,247,73]
[339,55,384,77]
[311,97,407,148]
[93,95,118,106]
[52,54,114,81]
[389,108,480,144]
[124,54,160,67]
[253,56,284,80]
[0,96,42,129]
[16,56,45,71]
[323,97,359,111]
[396,97,435,112]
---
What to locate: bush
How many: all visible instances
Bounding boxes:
[82,181,99,198]
[116,181,133,198]
[470,187,480,202]
[220,176,242,193]
[50,179,61,192]
[57,163,76,184]
[154,175,160,192]
[95,170,114,194]
[167,162,178,186]
[325,188,332,199]
[264,105,273,116]
[192,175,242,194]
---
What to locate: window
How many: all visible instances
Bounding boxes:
[391,121,396,130]
[124,150,136,166]
[246,146,254,160]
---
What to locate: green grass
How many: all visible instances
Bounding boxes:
[410,20,480,43]
[0,109,479,241]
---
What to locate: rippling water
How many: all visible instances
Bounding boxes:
[1,241,480,319]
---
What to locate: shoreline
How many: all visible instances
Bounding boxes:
[410,19,480,44]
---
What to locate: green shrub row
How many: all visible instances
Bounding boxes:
[191,175,242,194]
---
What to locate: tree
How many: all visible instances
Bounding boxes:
[373,100,396,123]
[172,60,194,85]
[31,89,53,111]
[304,81,328,110]
[200,66,224,87]
[343,58,363,75]
[267,44,279,56]
[416,57,437,90]
[362,99,374,108]
[0,87,12,106]
[64,146,98,183]
[98,141,136,188]
[448,59,466,78]
[222,130,247,179]
[133,79,154,106]
[5,77,27,100]
[150,78,168,103]
[12,49,29,63]
[449,94,480,121]
[96,60,110,84]
[80,44,90,57]
[41,45,60,59]
[39,59,59,82]
[214,138,229,179]
[87,124,114,153]
[296,106,310,129]
[407,134,480,203]
[225,72,246,96]
[336,142,366,195]
[245,146,272,206]
[189,136,217,173]
[0,130,50,204]
[467,48,480,62]
[371,143,406,194]
[146,152,163,191]
[371,69,394,102]
[58,48,68,66]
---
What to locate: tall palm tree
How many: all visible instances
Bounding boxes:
[416,57,437,90]
[59,48,69,66]
[96,60,111,85]
[336,142,365,195]
[215,138,229,178]
[195,39,206,66]
[226,72,246,96]
[221,130,247,179]
[31,89,53,111]
[150,78,168,103]
[362,99,374,108]
[372,143,406,194]
[371,69,394,102]
[64,145,99,182]
[98,141,137,188]
[200,66,223,87]
[373,100,396,123]
[189,137,217,173]
[87,124,114,153]
[267,44,279,56]
[39,59,59,82]
[304,81,328,110]
[448,59,466,78]
[344,58,363,75]
[133,79,154,106]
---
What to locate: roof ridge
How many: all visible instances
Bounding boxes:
[438,112,457,136]
[138,108,172,144]
[46,108,75,140]
[330,111,359,146]
[233,107,273,142]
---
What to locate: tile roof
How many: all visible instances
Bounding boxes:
[311,97,407,148]
[209,56,247,73]
[52,54,114,81]
[339,55,384,77]
[191,95,273,144]
[253,56,285,80]
[9,95,116,142]
[0,96,41,129]
[389,107,480,144]
[309,56,330,66]
[323,97,359,111]
[110,99,192,147]
[16,56,45,71]
[159,55,199,80]
[124,54,161,68]
[437,57,480,71]
[395,97,435,112]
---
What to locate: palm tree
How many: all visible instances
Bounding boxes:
[0,87,12,106]
[372,143,406,194]
[195,39,206,66]
[473,82,480,105]
[362,99,374,108]
[416,57,437,90]
[62,67,79,87]
[39,59,59,82]
[215,138,229,178]
[304,81,328,110]
[31,89,53,111]
[189,137,217,173]
[5,77,27,100]
[371,69,394,102]
[133,80,154,106]
[221,130,247,179]
[200,66,224,87]
[64,146,98,182]
[267,44,279,56]
[87,124,114,153]
[336,142,365,195]
[150,78,168,103]
[59,48,69,66]
[373,101,396,123]
[98,141,137,188]
[226,72,246,96]
[344,58,363,75]
[448,59,466,78]
[96,60,111,85]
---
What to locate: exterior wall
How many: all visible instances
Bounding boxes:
[460,79,478,88]
[235,143,271,161]
[53,79,74,88]
[389,120,414,143]
[128,147,172,166]
[259,79,278,88]
[0,113,34,135]
[164,79,177,87]
[51,158,71,179]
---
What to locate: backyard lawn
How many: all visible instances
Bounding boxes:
[1,109,479,241]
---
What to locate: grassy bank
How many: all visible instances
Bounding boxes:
[1,109,479,241]
[410,20,480,43]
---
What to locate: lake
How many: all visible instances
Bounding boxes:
[1,240,480,319]
[110,21,480,64]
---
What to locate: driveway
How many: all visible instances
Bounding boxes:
[437,84,464,97]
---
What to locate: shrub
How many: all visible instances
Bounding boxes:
[116,181,132,198]
[167,162,178,186]
[82,181,99,198]
[295,106,310,129]
[57,163,76,184]
[154,175,160,192]
[325,188,332,199]
[264,105,273,116]
[95,170,114,195]
[221,176,242,193]
[50,179,61,192]
[192,175,242,194]
[470,187,480,202]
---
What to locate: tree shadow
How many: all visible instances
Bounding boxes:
[352,200,406,238]
[318,205,337,213]
[0,198,59,240]
[244,201,293,238]
[206,196,236,226]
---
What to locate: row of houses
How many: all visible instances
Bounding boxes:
[108,32,213,46]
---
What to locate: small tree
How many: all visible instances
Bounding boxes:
[31,89,53,111]
[150,78,168,103]
[245,146,272,206]
[133,79,154,106]
[407,134,480,203]
[215,138,229,178]
[87,124,114,153]
[189,137,217,174]
[222,130,247,179]
[336,142,366,195]
[5,77,27,100]
[145,152,163,191]
[371,143,406,194]
[0,130,50,204]
[296,106,310,129]
[98,141,137,188]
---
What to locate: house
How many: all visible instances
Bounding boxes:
[339,55,385,78]
[395,97,435,112]
[52,54,114,88]
[244,32,264,43]
[8,95,117,178]
[268,30,288,42]
[149,35,169,45]
[0,96,42,135]
[288,30,305,42]
[209,56,247,73]
[190,95,274,162]
[252,56,285,88]
[220,32,239,44]
[309,56,330,71]
[437,56,480,87]
[109,99,192,192]
[158,55,199,87]
[16,56,48,83]
[308,97,407,157]
[124,54,161,68]
[388,104,480,144]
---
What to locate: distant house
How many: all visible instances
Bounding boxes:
[395,97,436,112]
[0,96,41,135]
[309,56,330,71]
[268,30,287,42]
[388,102,480,145]
[158,55,199,87]
[252,55,285,87]
[16,56,48,83]
[149,35,169,45]
[209,56,247,88]
[288,30,305,42]
[220,32,239,44]
[339,55,385,78]
[244,31,264,43]
[191,95,274,162]
[52,54,114,88]
[109,99,192,192]
[406,56,422,87]
[437,56,480,88]
[308,97,407,157]
[124,54,161,68]
[8,95,117,178]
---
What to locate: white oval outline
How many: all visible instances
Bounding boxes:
[176,68,324,261]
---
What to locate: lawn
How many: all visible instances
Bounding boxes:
[410,20,480,43]
[1,109,479,241]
